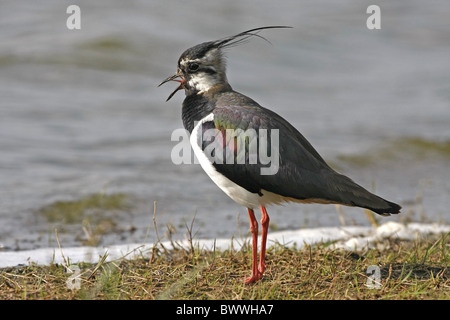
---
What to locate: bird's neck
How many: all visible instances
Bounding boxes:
[181,83,232,133]
[182,94,213,133]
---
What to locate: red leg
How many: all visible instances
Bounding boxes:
[244,208,262,284]
[259,206,270,274]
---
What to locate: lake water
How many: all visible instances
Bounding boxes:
[0,1,449,251]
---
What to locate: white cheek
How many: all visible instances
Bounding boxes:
[188,74,216,93]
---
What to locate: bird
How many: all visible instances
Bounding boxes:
[158,26,401,284]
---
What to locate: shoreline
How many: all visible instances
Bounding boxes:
[1,221,448,269]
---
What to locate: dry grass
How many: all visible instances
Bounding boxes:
[1,232,448,300]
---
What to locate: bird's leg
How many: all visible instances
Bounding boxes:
[244,208,262,284]
[258,206,270,275]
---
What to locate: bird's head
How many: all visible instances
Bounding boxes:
[158,26,292,101]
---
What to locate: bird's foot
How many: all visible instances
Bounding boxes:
[258,261,266,275]
[244,271,263,284]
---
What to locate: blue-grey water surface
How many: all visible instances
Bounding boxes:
[0,1,449,251]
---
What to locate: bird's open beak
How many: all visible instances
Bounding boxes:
[158,73,185,102]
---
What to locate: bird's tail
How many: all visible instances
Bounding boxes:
[331,173,401,216]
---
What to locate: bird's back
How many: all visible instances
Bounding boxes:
[200,90,401,215]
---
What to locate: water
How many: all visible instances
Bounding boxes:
[0,1,449,251]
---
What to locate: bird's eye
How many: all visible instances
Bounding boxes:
[188,63,199,72]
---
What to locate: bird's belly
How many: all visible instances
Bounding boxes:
[200,162,262,209]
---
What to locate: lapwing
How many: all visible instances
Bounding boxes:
[159,26,401,284]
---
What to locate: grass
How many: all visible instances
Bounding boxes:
[2,197,449,300]
[335,137,450,168]
[36,192,130,247]
[1,231,448,300]
[38,193,129,224]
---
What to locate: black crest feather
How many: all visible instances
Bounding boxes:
[213,26,292,49]
[179,26,292,62]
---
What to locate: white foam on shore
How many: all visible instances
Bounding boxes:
[0,222,448,268]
